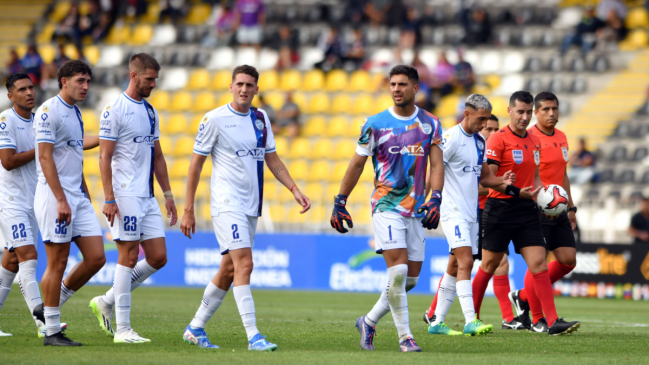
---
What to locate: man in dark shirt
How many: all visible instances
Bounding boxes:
[560,6,606,56]
[629,198,649,243]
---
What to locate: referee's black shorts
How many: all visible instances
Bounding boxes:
[481,198,546,255]
[539,211,576,251]
[474,208,509,261]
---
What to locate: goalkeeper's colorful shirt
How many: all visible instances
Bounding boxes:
[356,106,442,217]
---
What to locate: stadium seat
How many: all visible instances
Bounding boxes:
[502,51,525,73]
[160,68,188,90]
[289,138,311,159]
[292,92,308,113]
[235,48,259,68]
[263,92,285,111]
[349,70,370,92]
[435,95,459,118]
[302,117,327,137]
[479,52,501,74]
[168,91,192,112]
[497,75,525,95]
[289,206,308,223]
[274,137,288,155]
[307,93,330,114]
[170,180,186,200]
[268,204,284,223]
[82,111,98,134]
[303,69,325,91]
[264,183,280,203]
[257,49,279,71]
[84,45,100,65]
[626,8,649,29]
[327,116,348,138]
[359,161,374,182]
[36,23,56,44]
[305,183,324,204]
[632,147,648,162]
[49,1,71,23]
[96,46,124,68]
[347,118,365,138]
[280,70,303,91]
[38,44,55,64]
[258,70,279,90]
[166,114,189,135]
[147,91,170,112]
[129,24,153,46]
[308,160,331,181]
[104,25,131,45]
[288,160,308,181]
[170,160,190,178]
[331,94,352,115]
[83,159,101,177]
[187,69,211,90]
[173,136,196,157]
[200,162,213,179]
[194,92,217,112]
[185,4,211,25]
[208,48,235,70]
[353,94,374,115]
[140,2,161,23]
[333,139,357,160]
[375,94,393,114]
[217,93,232,107]
[332,161,349,182]
[325,70,348,91]
[312,139,334,159]
[490,96,508,116]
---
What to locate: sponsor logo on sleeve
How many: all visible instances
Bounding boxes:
[533,150,540,165]
[562,147,569,162]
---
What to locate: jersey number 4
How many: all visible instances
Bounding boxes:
[11,223,27,239]
[455,225,461,239]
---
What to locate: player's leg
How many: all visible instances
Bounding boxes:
[0,248,18,337]
[423,274,442,325]
[428,254,462,336]
[14,244,44,330]
[492,254,521,329]
[60,235,105,306]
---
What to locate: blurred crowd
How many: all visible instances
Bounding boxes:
[561,0,630,56]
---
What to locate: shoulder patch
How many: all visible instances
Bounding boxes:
[443,133,451,139]
[42,106,49,112]
[105,105,111,111]
[0,116,5,122]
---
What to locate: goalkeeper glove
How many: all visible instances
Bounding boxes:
[417,190,442,230]
[330,194,353,234]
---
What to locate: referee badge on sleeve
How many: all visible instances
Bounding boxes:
[534,150,540,166]
[562,147,569,162]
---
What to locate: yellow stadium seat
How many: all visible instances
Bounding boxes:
[346,118,366,138]
[166,114,189,135]
[263,92,285,111]
[170,160,190,178]
[84,45,100,65]
[289,138,311,159]
[159,136,172,154]
[307,93,330,114]
[200,202,212,221]
[104,25,131,45]
[332,161,349,182]
[280,70,302,91]
[484,74,501,90]
[628,29,649,48]
[264,182,280,202]
[148,91,170,111]
[268,204,284,223]
[49,2,71,23]
[435,95,459,118]
[370,72,387,91]
[194,92,217,112]
[308,205,326,224]
[274,137,288,155]
[217,93,232,107]
[279,185,295,203]
[291,92,308,112]
[375,94,393,114]
[325,70,348,91]
[129,24,153,46]
[82,111,98,134]
[302,116,327,137]
[348,183,370,206]
[356,206,372,224]
[170,180,186,199]
[38,44,55,64]
[258,70,279,90]
[441,117,457,130]
[326,183,339,200]
[331,94,352,115]
[200,162,213,178]
[333,139,357,160]
[489,96,507,116]
[83,159,101,177]
[626,8,649,29]
[140,3,160,23]
[352,94,374,115]
[305,183,324,203]
[308,160,330,181]
[288,206,308,223]
[37,23,56,44]
[174,136,195,157]
[312,138,333,159]
[187,69,210,90]
[327,116,348,138]
[185,4,211,25]
[212,71,232,90]
[288,160,308,181]
[303,69,325,91]
[349,70,370,92]
[170,91,193,112]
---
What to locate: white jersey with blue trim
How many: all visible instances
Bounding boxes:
[0,108,37,210]
[193,103,276,217]
[440,123,487,223]
[34,96,85,195]
[99,93,160,198]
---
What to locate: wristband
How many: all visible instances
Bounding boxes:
[334,194,348,206]
[431,190,442,203]
[289,185,297,192]
[163,190,174,200]
[105,200,116,204]
[505,185,521,198]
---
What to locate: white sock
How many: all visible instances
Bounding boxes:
[114,264,133,334]
[18,260,42,325]
[365,288,389,327]
[59,281,76,308]
[386,264,411,342]
[406,276,418,292]
[0,266,17,311]
[44,306,61,336]
[190,282,228,329]
[433,273,457,326]
[456,280,476,324]
[233,285,259,341]
[102,259,158,306]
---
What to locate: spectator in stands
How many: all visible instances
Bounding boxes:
[567,138,596,184]
[78,1,102,42]
[451,50,474,95]
[5,50,22,75]
[596,9,628,52]
[159,0,186,25]
[596,0,627,21]
[344,28,366,71]
[411,52,431,109]
[258,95,275,125]
[274,25,299,71]
[560,6,606,56]
[91,12,111,43]
[314,28,344,71]
[234,0,265,50]
[399,7,421,50]
[41,44,71,89]
[431,51,454,100]
[51,3,81,46]
[629,197,649,243]
[364,0,392,27]
[462,8,492,46]
[216,5,236,47]
[20,45,44,85]
[274,92,300,138]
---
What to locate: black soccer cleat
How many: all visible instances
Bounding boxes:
[423,309,436,325]
[530,317,549,333]
[33,303,45,324]
[513,314,532,330]
[44,332,82,346]
[548,318,580,336]
[508,290,530,318]
[502,318,526,330]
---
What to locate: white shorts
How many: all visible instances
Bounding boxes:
[372,212,425,262]
[236,25,262,45]
[441,218,479,255]
[0,208,38,251]
[107,196,165,242]
[35,184,102,243]
[212,211,258,255]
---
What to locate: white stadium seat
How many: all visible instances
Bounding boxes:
[501,51,525,74]
[496,75,525,95]
[235,47,259,69]
[479,51,501,75]
[207,47,235,70]
[299,47,325,71]
[257,49,279,71]
[96,46,124,68]
[160,68,189,90]
[149,24,177,46]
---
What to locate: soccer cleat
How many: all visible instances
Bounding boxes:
[183,325,219,349]
[508,290,530,318]
[38,322,68,338]
[428,322,463,336]
[399,337,422,352]
[531,317,549,333]
[89,296,115,337]
[0,327,12,336]
[548,318,580,336]
[114,329,151,344]
[513,314,532,330]
[502,318,525,330]
[422,309,436,326]
[464,319,494,336]
[44,332,82,346]
[355,316,376,351]
[248,333,278,351]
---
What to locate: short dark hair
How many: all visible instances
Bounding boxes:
[57,60,92,89]
[488,114,499,122]
[232,65,259,84]
[509,91,533,106]
[389,65,419,84]
[129,53,161,73]
[534,91,559,109]
[5,72,31,91]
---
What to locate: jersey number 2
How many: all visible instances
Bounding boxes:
[11,224,26,239]
[232,224,239,239]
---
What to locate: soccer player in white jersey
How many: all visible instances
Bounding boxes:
[428,94,520,336]
[34,60,107,346]
[332,65,444,352]
[89,53,177,344]
[180,65,310,351]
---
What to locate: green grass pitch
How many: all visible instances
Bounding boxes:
[1,285,649,364]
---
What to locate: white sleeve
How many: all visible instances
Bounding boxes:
[440,131,456,164]
[0,115,17,150]
[193,115,218,156]
[153,108,160,141]
[260,109,276,153]
[355,119,375,156]
[98,104,120,141]
[35,106,57,144]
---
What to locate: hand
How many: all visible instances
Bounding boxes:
[180,210,196,239]
[292,187,311,214]
[519,186,541,200]
[330,194,353,233]
[102,201,120,227]
[544,213,557,221]
[568,210,577,230]
[417,190,441,230]
[502,170,515,185]
[166,198,178,226]
[639,231,649,242]
[57,199,72,227]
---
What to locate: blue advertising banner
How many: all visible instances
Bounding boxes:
[34,232,526,295]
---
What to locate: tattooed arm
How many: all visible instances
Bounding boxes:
[265,151,311,213]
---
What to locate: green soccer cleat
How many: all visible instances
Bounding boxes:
[464,319,494,336]
[89,296,115,337]
[428,322,463,336]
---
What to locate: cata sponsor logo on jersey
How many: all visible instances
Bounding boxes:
[512,150,523,164]
[388,145,425,156]
[236,148,264,160]
[66,139,84,147]
[462,165,482,175]
[133,135,156,143]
